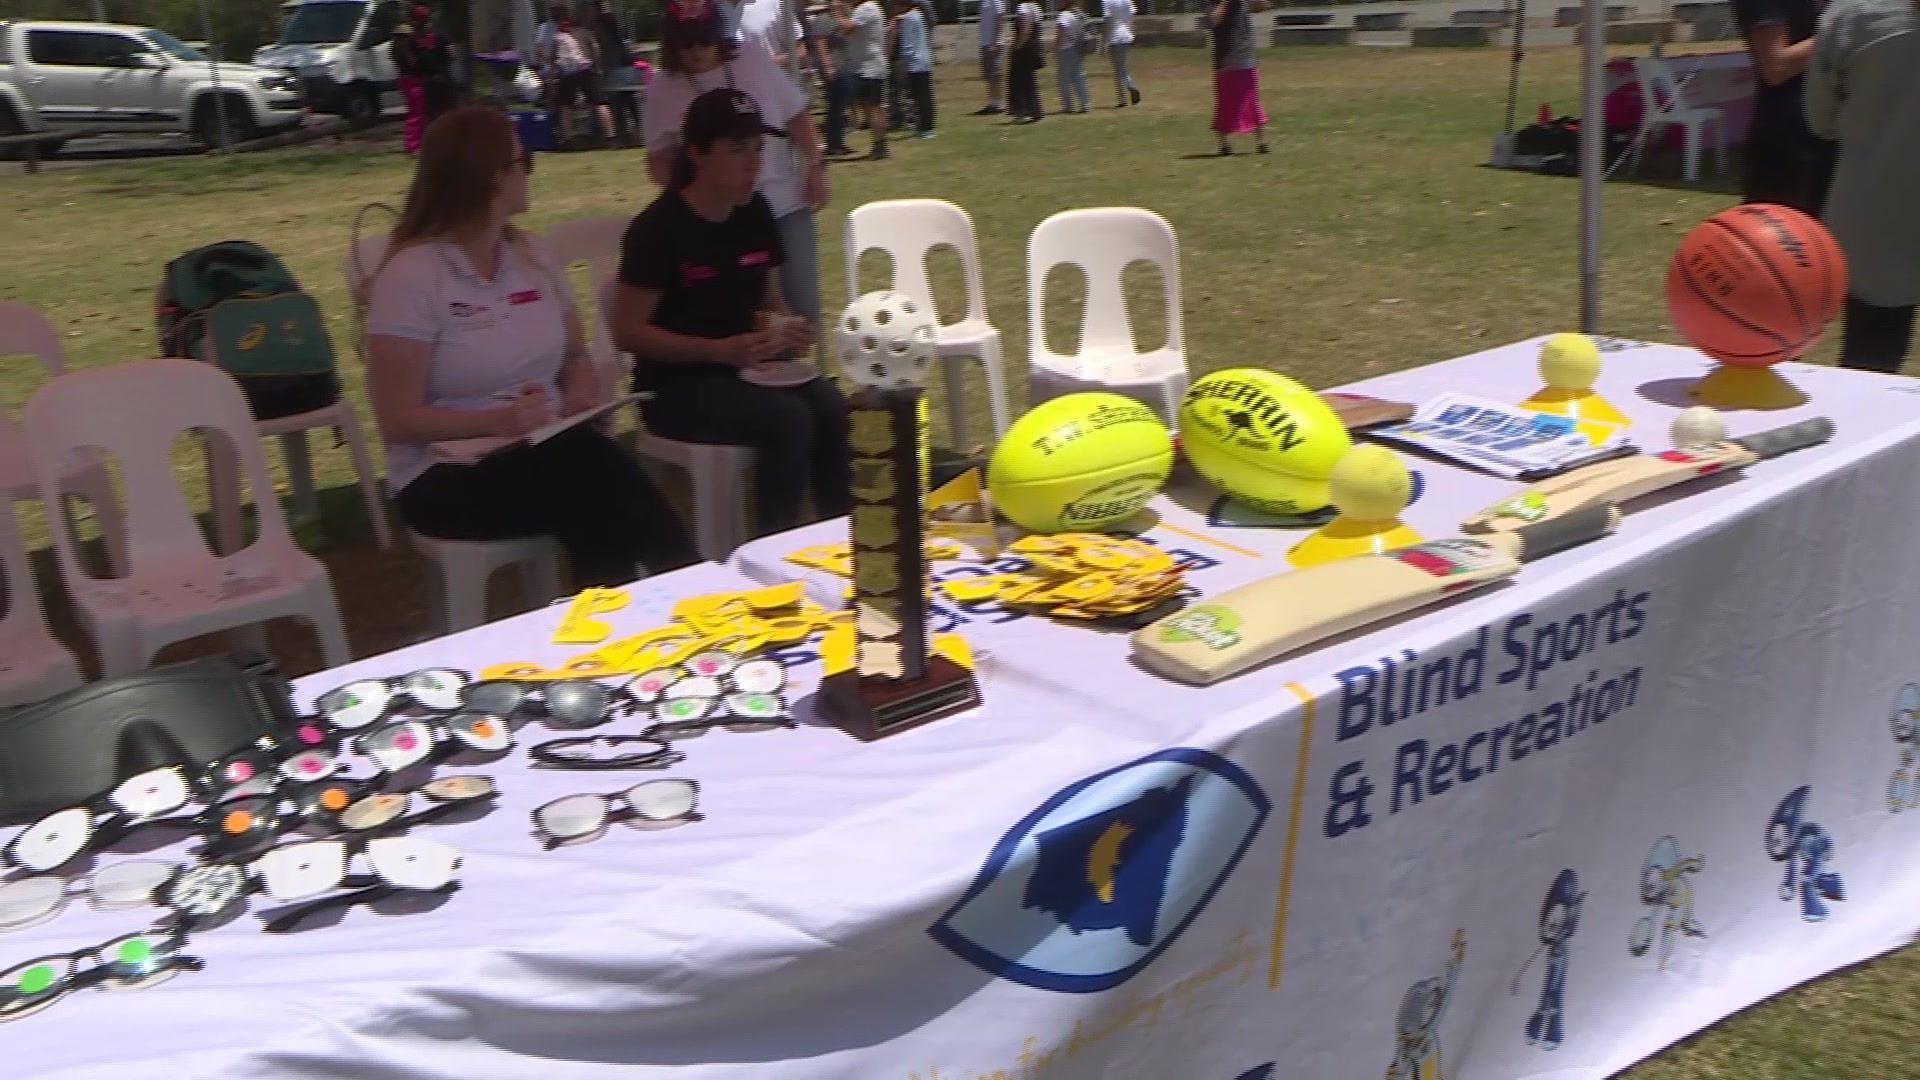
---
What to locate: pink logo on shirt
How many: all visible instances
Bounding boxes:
[680,261,717,285]
[739,250,771,267]
[507,289,542,305]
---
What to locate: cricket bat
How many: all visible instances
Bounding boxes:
[1319,392,1416,432]
[1460,417,1834,534]
[1133,503,1619,685]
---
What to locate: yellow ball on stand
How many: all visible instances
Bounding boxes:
[1286,444,1425,568]
[1521,333,1631,435]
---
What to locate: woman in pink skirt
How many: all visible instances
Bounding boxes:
[1208,0,1269,154]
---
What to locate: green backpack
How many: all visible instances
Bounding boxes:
[156,241,341,421]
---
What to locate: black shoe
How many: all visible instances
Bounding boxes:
[826,144,854,156]
[1129,85,1141,105]
[868,145,890,160]
[974,105,1004,115]
[1217,144,1232,156]
[1256,142,1270,154]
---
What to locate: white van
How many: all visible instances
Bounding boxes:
[251,0,399,125]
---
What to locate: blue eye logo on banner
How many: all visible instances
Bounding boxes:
[1767,785,1845,922]
[1629,835,1706,970]
[929,748,1269,993]
[1887,684,1919,812]
[1511,868,1583,1052]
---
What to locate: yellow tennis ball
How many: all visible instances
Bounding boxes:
[1179,369,1352,515]
[1540,333,1602,391]
[988,393,1174,533]
[1328,444,1412,521]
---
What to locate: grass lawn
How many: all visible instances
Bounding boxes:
[0,43,1906,1077]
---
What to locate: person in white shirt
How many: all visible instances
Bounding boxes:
[1103,0,1138,106]
[976,0,1006,113]
[644,0,831,334]
[1054,0,1090,113]
[363,105,697,587]
[834,0,891,157]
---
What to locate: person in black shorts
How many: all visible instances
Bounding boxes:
[611,88,853,538]
[1731,0,1835,215]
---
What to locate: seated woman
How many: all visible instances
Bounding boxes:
[613,87,852,537]
[363,104,697,589]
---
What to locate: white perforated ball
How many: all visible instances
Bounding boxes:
[836,291,937,391]
[1670,406,1727,449]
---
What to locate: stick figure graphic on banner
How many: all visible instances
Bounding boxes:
[1767,786,1845,922]
[1888,684,1920,812]
[1511,868,1583,1052]
[1629,835,1706,970]
[1387,928,1465,1080]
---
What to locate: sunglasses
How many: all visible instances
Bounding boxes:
[203,775,496,857]
[0,927,201,1023]
[0,860,181,933]
[257,835,463,933]
[353,713,513,775]
[531,735,685,771]
[460,678,632,729]
[312,668,471,731]
[531,779,702,849]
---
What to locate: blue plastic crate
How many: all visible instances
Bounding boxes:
[510,109,556,153]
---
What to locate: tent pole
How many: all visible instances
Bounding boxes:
[1578,0,1602,333]
[1502,0,1526,138]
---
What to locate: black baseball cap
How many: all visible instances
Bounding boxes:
[682,87,787,146]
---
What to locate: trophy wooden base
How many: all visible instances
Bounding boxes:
[818,655,983,742]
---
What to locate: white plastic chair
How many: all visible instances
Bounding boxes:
[597,276,755,564]
[1025,208,1190,429]
[543,215,629,400]
[844,199,1012,451]
[0,418,83,709]
[0,300,129,577]
[346,234,568,630]
[1628,56,1726,184]
[21,359,351,678]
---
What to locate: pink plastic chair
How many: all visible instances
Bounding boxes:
[21,359,351,677]
[0,416,83,708]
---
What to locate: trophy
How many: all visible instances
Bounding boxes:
[818,292,984,741]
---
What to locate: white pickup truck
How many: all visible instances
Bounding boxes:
[0,20,306,150]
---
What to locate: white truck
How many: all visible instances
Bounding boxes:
[251,0,399,126]
[0,20,305,150]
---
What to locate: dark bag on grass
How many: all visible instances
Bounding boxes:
[156,240,342,421]
[1514,116,1580,172]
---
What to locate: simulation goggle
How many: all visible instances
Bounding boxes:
[0,927,200,1023]
[532,779,702,850]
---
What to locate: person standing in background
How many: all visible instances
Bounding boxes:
[1805,0,1920,373]
[1732,0,1836,214]
[836,0,891,158]
[1054,0,1090,113]
[587,0,641,146]
[1008,0,1044,122]
[977,0,1006,114]
[393,3,457,154]
[813,2,857,154]
[893,0,937,136]
[1208,0,1268,154]
[1104,0,1138,106]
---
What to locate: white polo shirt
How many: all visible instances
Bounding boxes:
[363,235,577,490]
[642,49,810,218]
[1104,0,1134,44]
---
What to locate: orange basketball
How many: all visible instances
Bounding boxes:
[1664,203,1847,368]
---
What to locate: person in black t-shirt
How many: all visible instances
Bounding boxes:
[612,87,852,539]
[1731,0,1836,215]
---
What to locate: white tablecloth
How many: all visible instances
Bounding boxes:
[14,337,1920,1079]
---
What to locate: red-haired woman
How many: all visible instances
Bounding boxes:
[363,105,696,587]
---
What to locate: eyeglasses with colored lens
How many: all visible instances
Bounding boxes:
[459,678,631,729]
[531,779,702,849]
[255,835,463,933]
[333,775,498,832]
[0,861,180,933]
[353,713,513,774]
[311,668,471,731]
[530,736,685,771]
[201,774,494,858]
[0,928,202,1023]
[628,659,794,740]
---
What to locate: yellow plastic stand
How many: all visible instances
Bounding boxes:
[1521,333,1632,433]
[1287,445,1424,568]
[1687,365,1809,411]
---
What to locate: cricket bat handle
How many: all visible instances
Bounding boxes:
[1509,502,1620,563]
[1731,417,1834,461]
